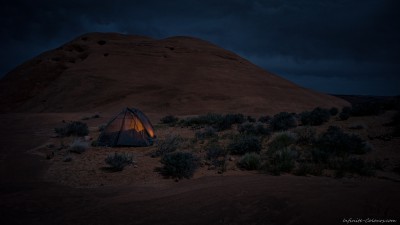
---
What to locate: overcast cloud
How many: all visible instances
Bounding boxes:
[1,0,399,95]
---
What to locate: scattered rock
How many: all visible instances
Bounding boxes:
[208,165,216,170]
[229,156,235,161]
[133,165,138,168]
[84,136,92,141]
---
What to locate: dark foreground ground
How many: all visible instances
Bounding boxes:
[0,112,399,225]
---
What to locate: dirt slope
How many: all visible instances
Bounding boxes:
[0,32,348,115]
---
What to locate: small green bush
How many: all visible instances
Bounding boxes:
[300,107,331,126]
[160,152,199,179]
[151,135,181,157]
[55,121,89,137]
[269,112,297,131]
[292,126,316,145]
[195,127,218,140]
[238,153,261,170]
[329,157,375,177]
[105,152,134,171]
[267,131,297,154]
[266,148,298,175]
[160,115,179,125]
[339,106,352,120]
[182,113,244,131]
[69,139,89,154]
[329,107,339,116]
[315,126,370,157]
[258,115,271,123]
[238,122,270,136]
[228,135,262,155]
[205,142,225,160]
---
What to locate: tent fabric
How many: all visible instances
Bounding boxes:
[98,108,155,147]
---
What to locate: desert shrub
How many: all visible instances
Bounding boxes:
[195,127,217,140]
[205,142,225,160]
[215,114,246,131]
[238,122,270,136]
[300,107,331,126]
[151,135,181,157]
[329,107,339,116]
[228,134,262,155]
[258,115,271,123]
[267,131,297,154]
[351,102,382,116]
[292,126,316,145]
[160,115,179,125]
[238,153,261,170]
[69,139,89,154]
[246,116,256,123]
[339,106,352,120]
[329,157,375,177]
[182,113,244,131]
[55,121,89,137]
[105,152,134,171]
[315,126,370,157]
[266,148,298,175]
[269,112,297,131]
[160,152,199,179]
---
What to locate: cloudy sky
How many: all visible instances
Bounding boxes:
[1,0,399,95]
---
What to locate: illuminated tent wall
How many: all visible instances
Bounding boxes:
[98,108,155,147]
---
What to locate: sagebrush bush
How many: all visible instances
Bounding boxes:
[339,106,352,120]
[228,135,262,155]
[238,153,261,170]
[238,122,270,136]
[182,113,244,131]
[55,121,89,137]
[151,135,181,157]
[69,139,89,154]
[300,107,331,126]
[160,115,179,125]
[258,115,271,123]
[292,126,316,145]
[266,147,298,175]
[329,107,339,116]
[160,152,199,179]
[315,126,370,157]
[105,152,134,171]
[195,127,217,140]
[269,112,297,131]
[267,131,297,154]
[329,157,375,177]
[205,142,225,160]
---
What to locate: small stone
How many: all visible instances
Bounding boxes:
[133,165,138,168]
[208,165,216,170]
[229,156,235,161]
[84,136,92,141]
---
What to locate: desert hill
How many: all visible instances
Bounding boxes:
[0,32,348,114]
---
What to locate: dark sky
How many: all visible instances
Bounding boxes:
[1,0,399,96]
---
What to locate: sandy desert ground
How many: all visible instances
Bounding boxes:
[1,107,399,225]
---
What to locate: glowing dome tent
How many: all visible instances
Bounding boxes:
[98,108,155,147]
